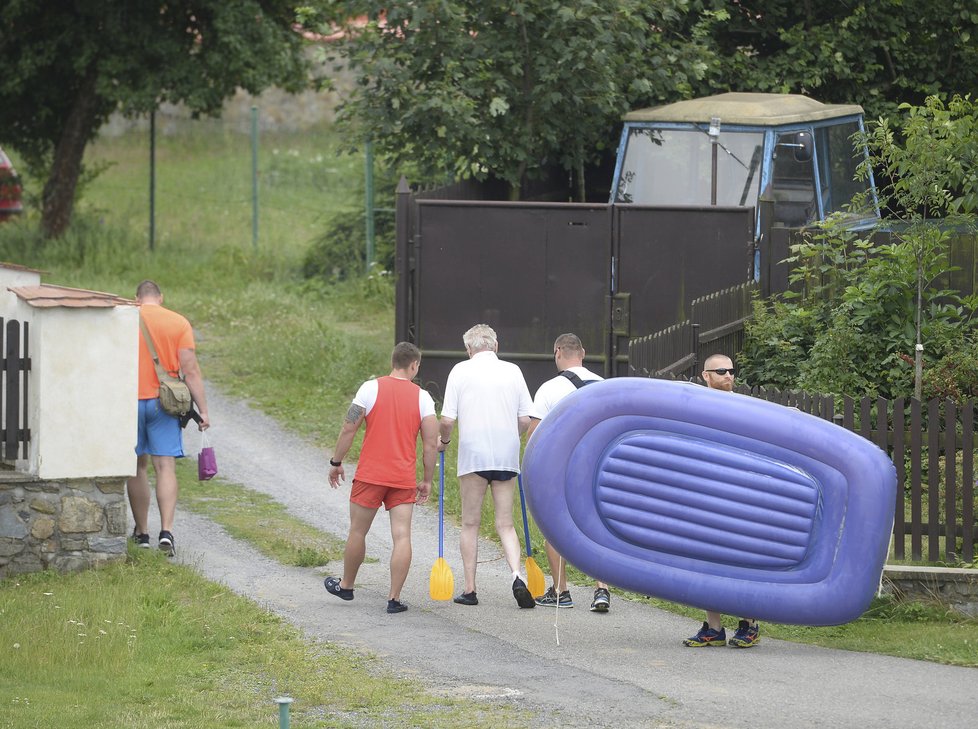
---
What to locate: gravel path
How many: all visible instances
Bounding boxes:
[146,384,978,728]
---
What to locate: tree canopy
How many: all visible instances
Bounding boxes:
[326,1,978,199]
[325,1,724,199]
[0,1,318,237]
[697,0,978,123]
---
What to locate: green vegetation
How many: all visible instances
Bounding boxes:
[741,96,978,401]
[176,461,346,568]
[0,548,521,728]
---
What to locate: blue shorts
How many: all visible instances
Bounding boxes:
[136,399,184,457]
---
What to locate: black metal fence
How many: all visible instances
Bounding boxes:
[1,318,31,461]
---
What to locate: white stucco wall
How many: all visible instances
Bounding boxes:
[26,303,138,479]
[0,266,41,319]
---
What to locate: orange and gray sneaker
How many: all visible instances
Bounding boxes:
[729,619,760,648]
[683,621,727,647]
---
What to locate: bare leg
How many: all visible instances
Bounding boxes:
[488,479,522,576]
[151,455,178,532]
[458,473,489,593]
[706,610,723,630]
[387,503,414,600]
[544,541,568,592]
[126,454,153,534]
[343,502,379,589]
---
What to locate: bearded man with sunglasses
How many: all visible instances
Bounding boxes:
[682,354,761,649]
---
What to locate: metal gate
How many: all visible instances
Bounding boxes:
[395,181,754,400]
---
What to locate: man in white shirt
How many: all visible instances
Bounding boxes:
[439,324,535,608]
[527,333,612,613]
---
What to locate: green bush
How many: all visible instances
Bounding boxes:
[301,207,394,281]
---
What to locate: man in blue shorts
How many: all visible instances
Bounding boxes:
[128,280,210,556]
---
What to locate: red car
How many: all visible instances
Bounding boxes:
[0,147,24,220]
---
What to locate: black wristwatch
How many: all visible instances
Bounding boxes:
[329,458,342,467]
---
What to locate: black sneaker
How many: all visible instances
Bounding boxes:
[131,528,150,549]
[453,591,478,606]
[512,577,535,609]
[590,587,611,613]
[158,530,175,556]
[386,599,408,614]
[324,576,354,601]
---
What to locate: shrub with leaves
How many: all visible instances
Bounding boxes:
[741,95,978,400]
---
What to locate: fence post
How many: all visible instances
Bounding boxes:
[395,177,412,343]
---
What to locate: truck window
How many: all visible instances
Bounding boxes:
[615,127,763,208]
[771,132,817,227]
[815,121,873,219]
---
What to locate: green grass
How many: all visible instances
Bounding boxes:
[177,461,347,568]
[0,548,521,728]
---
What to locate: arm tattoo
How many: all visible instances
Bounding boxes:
[345,404,366,425]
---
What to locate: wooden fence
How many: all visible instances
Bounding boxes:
[1,318,31,461]
[743,386,976,564]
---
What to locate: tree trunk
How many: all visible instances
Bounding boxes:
[41,68,100,239]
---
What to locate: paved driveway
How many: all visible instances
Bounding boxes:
[163,386,978,728]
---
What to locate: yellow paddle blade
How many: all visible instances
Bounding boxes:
[526,556,546,598]
[429,557,454,600]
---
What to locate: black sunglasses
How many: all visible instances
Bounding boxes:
[705,367,736,376]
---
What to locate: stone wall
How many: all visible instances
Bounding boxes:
[882,565,978,618]
[0,472,128,578]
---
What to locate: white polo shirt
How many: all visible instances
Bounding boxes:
[529,366,604,421]
[441,350,532,476]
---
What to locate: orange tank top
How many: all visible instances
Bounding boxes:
[355,377,423,489]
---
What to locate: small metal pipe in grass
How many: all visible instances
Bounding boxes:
[275,696,293,728]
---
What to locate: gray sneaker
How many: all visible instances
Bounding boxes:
[535,586,574,608]
[590,587,611,613]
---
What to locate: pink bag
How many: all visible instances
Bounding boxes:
[198,431,217,481]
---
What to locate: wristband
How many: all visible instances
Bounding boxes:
[329,459,342,467]
[439,437,450,445]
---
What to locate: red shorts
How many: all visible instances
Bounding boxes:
[351,479,416,510]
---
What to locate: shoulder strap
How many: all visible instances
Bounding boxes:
[559,370,595,389]
[139,314,176,380]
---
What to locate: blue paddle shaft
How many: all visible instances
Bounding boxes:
[517,474,533,558]
[438,451,445,557]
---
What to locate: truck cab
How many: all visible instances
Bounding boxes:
[610,92,880,247]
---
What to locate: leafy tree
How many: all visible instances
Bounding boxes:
[0,1,318,238]
[740,96,978,401]
[697,0,978,123]
[323,1,724,199]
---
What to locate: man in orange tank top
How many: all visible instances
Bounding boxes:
[324,342,438,614]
